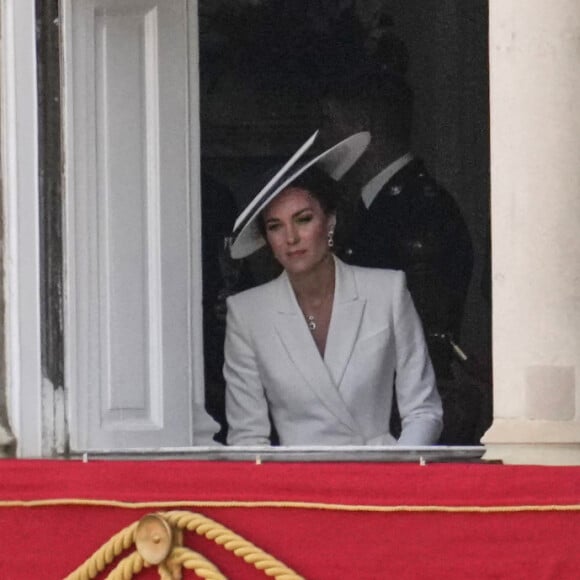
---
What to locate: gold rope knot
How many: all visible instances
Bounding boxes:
[65,510,305,580]
[135,514,174,565]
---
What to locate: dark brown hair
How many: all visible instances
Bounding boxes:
[257,165,342,237]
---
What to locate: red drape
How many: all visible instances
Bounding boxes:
[1,460,579,579]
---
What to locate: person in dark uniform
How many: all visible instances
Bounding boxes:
[319,61,482,444]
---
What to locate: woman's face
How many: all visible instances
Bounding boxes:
[262,187,335,277]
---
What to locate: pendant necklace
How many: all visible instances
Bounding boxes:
[304,292,330,332]
[300,258,334,334]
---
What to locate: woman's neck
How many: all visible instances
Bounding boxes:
[289,254,335,305]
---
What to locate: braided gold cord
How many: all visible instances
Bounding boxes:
[65,510,304,580]
[163,510,304,579]
[167,546,226,579]
[157,565,173,580]
[105,551,147,580]
[3,497,580,513]
[64,521,139,580]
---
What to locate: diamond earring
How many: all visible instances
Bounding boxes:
[327,229,334,248]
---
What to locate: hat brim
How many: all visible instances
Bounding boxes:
[230,130,370,259]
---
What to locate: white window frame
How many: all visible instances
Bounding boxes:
[1,0,44,457]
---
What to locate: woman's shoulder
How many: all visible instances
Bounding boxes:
[339,258,405,285]
[336,260,407,305]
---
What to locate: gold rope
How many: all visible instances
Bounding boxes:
[164,510,303,578]
[164,546,225,580]
[65,510,304,580]
[1,498,580,513]
[104,551,147,580]
[62,521,139,580]
[101,547,225,580]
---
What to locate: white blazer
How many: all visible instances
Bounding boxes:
[224,257,442,446]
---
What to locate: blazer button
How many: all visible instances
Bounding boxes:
[345,248,353,256]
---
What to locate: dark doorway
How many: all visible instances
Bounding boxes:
[198,0,491,444]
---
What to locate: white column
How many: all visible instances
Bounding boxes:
[1,0,43,456]
[483,0,580,464]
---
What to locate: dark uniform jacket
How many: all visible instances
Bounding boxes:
[338,159,478,444]
[339,158,473,378]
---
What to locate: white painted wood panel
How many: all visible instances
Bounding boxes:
[1,0,43,456]
[64,0,208,450]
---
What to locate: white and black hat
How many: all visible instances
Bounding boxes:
[229,130,371,259]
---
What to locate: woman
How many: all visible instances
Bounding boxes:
[224,131,442,446]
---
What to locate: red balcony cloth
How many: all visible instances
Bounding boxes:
[1,460,579,579]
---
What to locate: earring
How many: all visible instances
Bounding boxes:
[327,228,334,248]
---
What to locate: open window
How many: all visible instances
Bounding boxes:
[18,0,490,455]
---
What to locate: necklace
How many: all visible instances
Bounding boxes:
[296,257,335,334]
[304,291,331,332]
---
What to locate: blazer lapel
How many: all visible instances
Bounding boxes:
[273,271,359,432]
[324,257,366,388]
